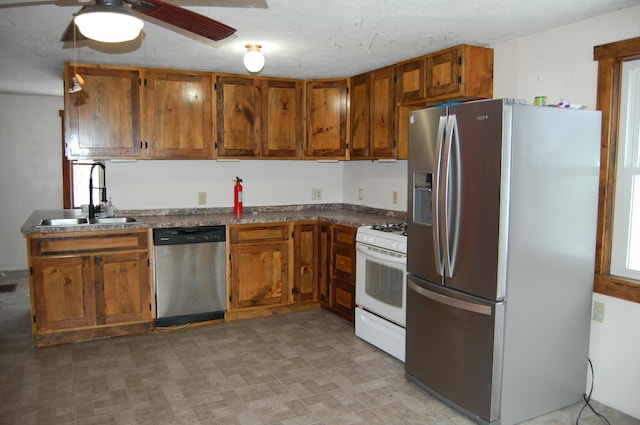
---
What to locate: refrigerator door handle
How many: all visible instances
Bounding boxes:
[433,115,447,275]
[442,114,461,278]
[408,280,492,315]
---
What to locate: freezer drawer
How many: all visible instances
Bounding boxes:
[405,275,505,424]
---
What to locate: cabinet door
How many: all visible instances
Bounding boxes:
[97,252,151,325]
[216,75,261,157]
[332,225,357,283]
[426,47,461,98]
[370,65,396,158]
[397,57,426,104]
[293,223,318,302]
[261,79,303,157]
[31,256,95,332]
[349,73,370,158]
[318,224,332,306]
[230,242,289,308]
[145,70,213,159]
[332,278,355,322]
[330,225,357,322]
[305,79,348,158]
[65,64,142,159]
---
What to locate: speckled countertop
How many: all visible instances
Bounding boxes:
[21,204,407,235]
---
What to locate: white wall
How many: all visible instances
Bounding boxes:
[0,94,63,270]
[342,160,407,212]
[107,159,344,209]
[490,5,640,419]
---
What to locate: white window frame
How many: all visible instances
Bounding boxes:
[611,59,640,280]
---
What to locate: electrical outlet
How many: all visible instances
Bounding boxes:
[592,301,605,323]
[393,191,398,204]
[197,192,206,205]
[312,188,322,200]
[358,188,364,200]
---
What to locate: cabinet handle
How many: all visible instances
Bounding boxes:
[95,256,102,264]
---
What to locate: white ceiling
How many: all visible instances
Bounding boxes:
[0,0,637,97]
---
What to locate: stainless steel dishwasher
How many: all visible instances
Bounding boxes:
[153,226,226,327]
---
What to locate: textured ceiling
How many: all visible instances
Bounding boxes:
[0,0,637,96]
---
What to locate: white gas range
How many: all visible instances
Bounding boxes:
[355,222,407,362]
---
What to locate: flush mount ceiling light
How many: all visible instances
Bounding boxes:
[243,44,265,74]
[74,0,144,43]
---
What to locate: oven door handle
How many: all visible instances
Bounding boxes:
[356,243,407,265]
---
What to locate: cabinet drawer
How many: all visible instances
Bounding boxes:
[333,225,356,246]
[30,231,148,256]
[229,224,289,244]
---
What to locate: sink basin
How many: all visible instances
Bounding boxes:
[39,218,88,226]
[89,217,137,224]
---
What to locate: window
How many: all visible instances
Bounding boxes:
[611,59,640,280]
[593,37,640,304]
[71,161,96,208]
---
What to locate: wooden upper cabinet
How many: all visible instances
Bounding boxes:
[261,79,303,158]
[397,44,493,106]
[350,73,370,158]
[397,58,426,104]
[426,44,493,102]
[305,78,349,158]
[350,66,396,159]
[144,70,213,159]
[216,75,261,157]
[370,66,396,158]
[64,63,142,159]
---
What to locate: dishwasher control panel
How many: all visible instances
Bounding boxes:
[153,225,226,245]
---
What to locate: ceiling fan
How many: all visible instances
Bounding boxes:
[61,0,237,43]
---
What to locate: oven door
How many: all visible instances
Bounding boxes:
[355,242,407,327]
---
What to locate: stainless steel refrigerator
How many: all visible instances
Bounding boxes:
[405,98,601,425]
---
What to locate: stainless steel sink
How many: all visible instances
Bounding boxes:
[38,217,137,226]
[89,217,137,224]
[39,218,88,226]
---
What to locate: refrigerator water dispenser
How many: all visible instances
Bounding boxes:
[413,171,433,225]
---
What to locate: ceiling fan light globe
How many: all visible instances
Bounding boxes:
[74,11,144,43]
[243,45,265,73]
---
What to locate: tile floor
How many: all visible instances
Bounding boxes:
[1,270,638,425]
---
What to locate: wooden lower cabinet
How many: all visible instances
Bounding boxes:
[292,222,319,302]
[228,221,356,322]
[27,230,153,347]
[320,224,357,322]
[228,224,290,310]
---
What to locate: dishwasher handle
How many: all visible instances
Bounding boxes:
[153,226,226,245]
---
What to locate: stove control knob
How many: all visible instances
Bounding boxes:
[398,243,407,253]
[391,242,399,250]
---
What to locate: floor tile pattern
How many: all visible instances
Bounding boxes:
[1,271,638,425]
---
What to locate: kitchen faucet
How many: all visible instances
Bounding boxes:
[88,162,107,219]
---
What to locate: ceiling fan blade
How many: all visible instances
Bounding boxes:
[127,0,236,41]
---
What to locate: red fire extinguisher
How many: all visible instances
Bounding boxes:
[234,177,243,216]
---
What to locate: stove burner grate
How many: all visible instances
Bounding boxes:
[371,222,407,235]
